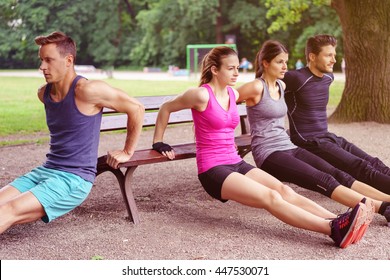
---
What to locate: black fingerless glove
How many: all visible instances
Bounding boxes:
[152,142,173,154]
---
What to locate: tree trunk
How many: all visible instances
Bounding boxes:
[329,0,390,123]
[122,0,136,19]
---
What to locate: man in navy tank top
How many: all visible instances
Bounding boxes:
[0,31,144,234]
[283,34,390,204]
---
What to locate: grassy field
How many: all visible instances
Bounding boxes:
[0,76,344,137]
[0,77,196,137]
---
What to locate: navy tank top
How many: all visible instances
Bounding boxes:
[43,75,102,182]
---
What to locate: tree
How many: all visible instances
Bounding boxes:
[130,0,271,68]
[329,0,390,123]
[131,0,225,67]
[0,0,344,72]
[266,0,390,123]
[0,0,142,68]
[0,0,96,67]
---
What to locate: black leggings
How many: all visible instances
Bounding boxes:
[198,160,255,202]
[260,147,355,198]
[293,133,390,194]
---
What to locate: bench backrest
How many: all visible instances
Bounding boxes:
[100,95,250,134]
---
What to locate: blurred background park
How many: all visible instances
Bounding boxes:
[1,0,389,140]
[0,0,343,71]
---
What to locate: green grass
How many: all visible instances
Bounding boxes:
[0,76,344,137]
[0,76,196,137]
[329,80,344,106]
[0,137,49,147]
[0,77,47,135]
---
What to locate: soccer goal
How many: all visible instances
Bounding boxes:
[186,44,237,75]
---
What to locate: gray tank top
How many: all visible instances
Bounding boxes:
[247,78,296,167]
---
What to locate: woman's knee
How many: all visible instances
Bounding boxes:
[261,189,284,210]
[278,184,296,199]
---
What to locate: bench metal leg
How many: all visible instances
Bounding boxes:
[123,167,140,224]
[108,166,140,224]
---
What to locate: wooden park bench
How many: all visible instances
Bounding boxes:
[96,95,252,224]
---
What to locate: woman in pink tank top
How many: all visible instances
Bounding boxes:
[152,46,369,248]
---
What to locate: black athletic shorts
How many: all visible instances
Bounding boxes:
[198,160,255,202]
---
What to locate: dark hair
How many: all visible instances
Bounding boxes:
[35,31,77,63]
[254,40,288,78]
[305,34,337,63]
[199,46,238,86]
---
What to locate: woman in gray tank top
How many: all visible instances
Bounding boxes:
[237,40,390,233]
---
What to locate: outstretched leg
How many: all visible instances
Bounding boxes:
[221,172,333,234]
[244,168,336,219]
[0,185,45,234]
[220,171,367,248]
[0,185,24,204]
[350,180,390,202]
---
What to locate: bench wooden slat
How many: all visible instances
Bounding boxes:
[101,109,193,131]
[136,95,176,110]
[101,103,247,131]
[97,134,251,169]
[103,95,177,114]
[98,142,197,170]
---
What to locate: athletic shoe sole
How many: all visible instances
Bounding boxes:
[339,204,366,248]
[353,199,375,244]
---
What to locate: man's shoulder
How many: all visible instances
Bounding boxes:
[323,72,334,81]
[284,68,311,91]
[75,78,109,94]
[37,84,47,102]
[38,83,47,93]
[285,67,311,79]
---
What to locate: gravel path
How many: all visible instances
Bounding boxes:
[0,120,389,260]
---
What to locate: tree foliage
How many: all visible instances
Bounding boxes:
[0,0,338,69]
[131,0,271,67]
[265,0,330,32]
[0,0,143,68]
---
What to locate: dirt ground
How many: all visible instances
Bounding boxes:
[0,120,390,260]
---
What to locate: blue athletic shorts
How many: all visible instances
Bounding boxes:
[10,166,93,223]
